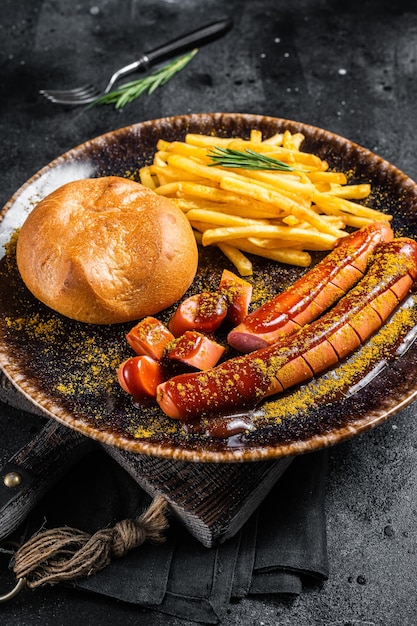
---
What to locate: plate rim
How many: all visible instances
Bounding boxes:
[2,111,417,463]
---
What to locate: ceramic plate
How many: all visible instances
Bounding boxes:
[1,112,417,462]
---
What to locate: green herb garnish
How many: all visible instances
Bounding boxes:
[208,147,299,171]
[91,49,198,109]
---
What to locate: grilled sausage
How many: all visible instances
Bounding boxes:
[157,238,417,421]
[227,221,393,352]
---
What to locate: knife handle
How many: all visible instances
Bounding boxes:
[113,18,233,82]
[0,421,94,541]
[144,18,233,64]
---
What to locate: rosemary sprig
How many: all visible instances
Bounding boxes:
[208,147,299,171]
[91,49,198,109]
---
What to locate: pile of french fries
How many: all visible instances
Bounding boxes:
[139,129,392,276]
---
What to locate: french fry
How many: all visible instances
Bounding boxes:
[312,191,391,221]
[218,176,301,215]
[217,242,253,276]
[319,215,347,229]
[156,139,171,151]
[202,224,338,249]
[186,208,265,227]
[225,238,312,267]
[336,215,375,228]
[162,141,211,161]
[247,237,304,250]
[185,134,232,148]
[282,215,300,227]
[235,169,315,199]
[220,176,346,237]
[306,171,347,184]
[283,130,305,150]
[153,182,185,196]
[225,140,325,169]
[192,230,203,245]
[219,173,313,207]
[326,183,371,199]
[174,198,279,219]
[250,129,263,143]
[150,164,210,186]
[153,152,169,167]
[189,220,218,234]
[261,132,284,145]
[139,166,156,190]
[138,128,392,274]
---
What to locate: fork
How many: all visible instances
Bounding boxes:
[40,18,232,105]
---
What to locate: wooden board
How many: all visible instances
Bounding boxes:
[105,444,291,546]
[0,375,291,547]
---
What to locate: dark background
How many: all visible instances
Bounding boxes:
[1,0,417,624]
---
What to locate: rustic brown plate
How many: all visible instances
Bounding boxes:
[1,112,417,462]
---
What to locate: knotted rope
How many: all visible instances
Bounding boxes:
[13,495,168,589]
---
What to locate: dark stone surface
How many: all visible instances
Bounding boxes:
[1,0,417,623]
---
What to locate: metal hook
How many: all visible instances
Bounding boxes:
[0,542,26,603]
[0,576,26,603]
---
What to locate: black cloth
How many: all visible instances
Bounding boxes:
[22,447,329,624]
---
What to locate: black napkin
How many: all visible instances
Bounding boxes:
[22,447,328,624]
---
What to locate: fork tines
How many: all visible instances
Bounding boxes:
[39,84,100,104]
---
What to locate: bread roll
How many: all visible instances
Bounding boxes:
[16,176,198,324]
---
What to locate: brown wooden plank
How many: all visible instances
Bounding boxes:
[0,374,292,547]
[105,445,292,546]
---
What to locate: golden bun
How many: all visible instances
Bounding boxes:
[16,176,198,324]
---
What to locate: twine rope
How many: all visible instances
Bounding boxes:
[13,495,169,589]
